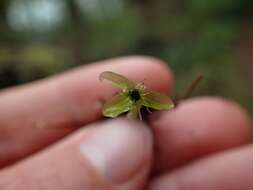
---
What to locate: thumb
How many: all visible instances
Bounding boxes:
[1,119,153,190]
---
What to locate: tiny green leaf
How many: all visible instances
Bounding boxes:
[102,93,132,118]
[99,71,135,90]
[142,90,174,110]
[99,71,174,119]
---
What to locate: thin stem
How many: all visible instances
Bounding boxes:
[182,75,204,100]
[174,75,204,104]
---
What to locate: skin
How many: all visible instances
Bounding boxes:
[0,56,251,190]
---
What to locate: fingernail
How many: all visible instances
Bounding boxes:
[80,119,152,185]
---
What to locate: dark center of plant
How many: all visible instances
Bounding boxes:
[129,89,141,102]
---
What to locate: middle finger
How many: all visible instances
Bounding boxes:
[149,97,252,172]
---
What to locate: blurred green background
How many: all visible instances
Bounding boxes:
[0,0,252,117]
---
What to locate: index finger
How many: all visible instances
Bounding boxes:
[0,56,173,167]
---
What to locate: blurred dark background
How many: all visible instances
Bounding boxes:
[0,0,253,117]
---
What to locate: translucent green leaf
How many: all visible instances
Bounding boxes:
[99,71,135,90]
[142,90,174,110]
[102,93,132,118]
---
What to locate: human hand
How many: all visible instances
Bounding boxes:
[0,56,251,190]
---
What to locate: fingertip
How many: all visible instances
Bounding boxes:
[152,96,252,142]
[58,55,174,122]
[149,96,252,170]
[3,118,153,190]
[179,97,252,141]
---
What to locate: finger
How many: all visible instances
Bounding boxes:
[0,118,153,190]
[0,56,173,128]
[0,56,173,167]
[149,144,253,190]
[149,97,252,171]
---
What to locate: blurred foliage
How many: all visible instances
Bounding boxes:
[0,0,252,116]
